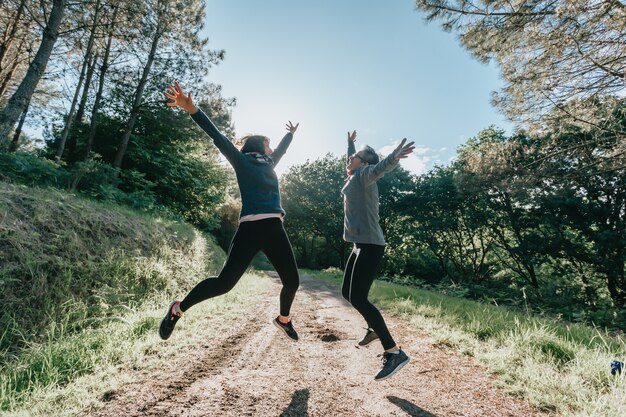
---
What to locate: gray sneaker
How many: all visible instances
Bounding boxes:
[375,349,410,381]
[358,328,379,346]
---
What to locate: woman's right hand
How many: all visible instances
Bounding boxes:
[165,81,198,114]
[348,130,357,142]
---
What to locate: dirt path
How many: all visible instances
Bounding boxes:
[81,273,546,417]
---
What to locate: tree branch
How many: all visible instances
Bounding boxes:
[572,36,625,79]
[421,2,556,18]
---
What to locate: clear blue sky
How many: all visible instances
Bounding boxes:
[201,0,512,176]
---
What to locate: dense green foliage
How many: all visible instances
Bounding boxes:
[0,99,233,229]
[281,155,347,267]
[0,0,237,231]
[48,100,233,229]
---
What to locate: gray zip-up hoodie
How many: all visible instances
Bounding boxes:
[341,140,399,245]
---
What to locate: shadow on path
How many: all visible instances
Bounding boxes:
[279,388,310,417]
[387,395,438,417]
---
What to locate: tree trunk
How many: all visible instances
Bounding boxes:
[8,98,30,152]
[0,55,20,99]
[605,257,626,309]
[0,0,66,145]
[55,0,101,160]
[81,6,118,159]
[67,52,97,161]
[0,0,26,74]
[74,51,97,124]
[113,6,164,168]
[526,265,539,289]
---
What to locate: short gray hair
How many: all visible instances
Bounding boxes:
[360,145,379,164]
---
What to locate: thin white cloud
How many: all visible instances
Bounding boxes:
[378,144,397,156]
[402,154,430,175]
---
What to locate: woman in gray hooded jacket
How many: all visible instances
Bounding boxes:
[341,130,414,381]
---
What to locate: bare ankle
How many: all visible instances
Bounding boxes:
[174,302,184,316]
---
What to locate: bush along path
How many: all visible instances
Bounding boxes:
[80,273,544,417]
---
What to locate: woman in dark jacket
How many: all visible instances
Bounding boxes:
[159,82,300,342]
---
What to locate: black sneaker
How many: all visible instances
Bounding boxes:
[159,300,182,340]
[375,349,410,381]
[358,328,379,346]
[273,317,299,341]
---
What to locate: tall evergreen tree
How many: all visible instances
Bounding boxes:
[415,1,626,135]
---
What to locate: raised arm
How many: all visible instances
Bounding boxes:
[272,120,299,166]
[360,138,415,185]
[347,130,357,164]
[165,81,241,165]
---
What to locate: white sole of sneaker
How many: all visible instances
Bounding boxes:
[272,319,298,341]
[375,357,410,381]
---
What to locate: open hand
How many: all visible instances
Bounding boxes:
[164,81,198,113]
[393,138,415,160]
[286,121,299,134]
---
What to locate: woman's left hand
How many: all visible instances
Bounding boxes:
[286,121,299,134]
[393,138,415,160]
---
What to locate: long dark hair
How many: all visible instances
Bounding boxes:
[240,135,269,154]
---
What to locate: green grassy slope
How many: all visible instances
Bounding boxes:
[0,182,234,411]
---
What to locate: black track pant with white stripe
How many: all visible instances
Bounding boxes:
[179,218,299,317]
[341,243,396,350]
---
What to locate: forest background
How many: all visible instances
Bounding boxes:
[0,0,624,334]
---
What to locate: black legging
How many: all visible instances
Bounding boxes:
[342,243,396,350]
[180,218,299,316]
